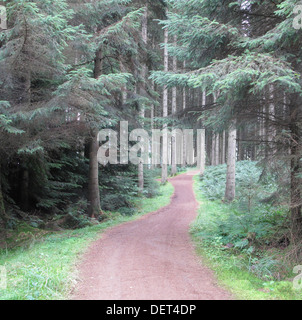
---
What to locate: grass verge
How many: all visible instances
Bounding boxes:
[191,174,302,300]
[0,182,174,300]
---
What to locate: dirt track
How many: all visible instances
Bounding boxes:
[71,172,232,300]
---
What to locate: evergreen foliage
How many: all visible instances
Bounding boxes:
[0,0,166,226]
[151,0,302,239]
[0,0,301,254]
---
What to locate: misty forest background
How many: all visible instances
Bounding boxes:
[0,0,302,296]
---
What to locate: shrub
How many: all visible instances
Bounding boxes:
[193,161,289,280]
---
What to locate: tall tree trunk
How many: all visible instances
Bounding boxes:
[182,61,187,168]
[199,129,206,175]
[211,94,219,166]
[120,60,127,105]
[264,97,270,160]
[88,132,101,217]
[268,84,276,156]
[199,91,207,174]
[87,48,103,217]
[215,133,220,165]
[222,130,226,164]
[94,48,103,79]
[269,85,275,138]
[171,35,177,176]
[259,103,266,158]
[161,25,169,184]
[211,132,216,166]
[138,160,144,191]
[183,62,187,111]
[150,81,155,169]
[138,6,148,191]
[225,122,237,202]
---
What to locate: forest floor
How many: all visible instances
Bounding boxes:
[70,171,232,300]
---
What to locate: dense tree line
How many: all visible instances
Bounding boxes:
[0,0,166,227]
[0,0,301,248]
[152,0,302,241]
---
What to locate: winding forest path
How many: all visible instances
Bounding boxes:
[71,171,232,300]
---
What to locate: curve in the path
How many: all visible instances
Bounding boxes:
[71,171,232,300]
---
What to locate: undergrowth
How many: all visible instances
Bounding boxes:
[191,161,302,300]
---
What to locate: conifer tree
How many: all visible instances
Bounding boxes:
[0,0,162,220]
[151,0,302,236]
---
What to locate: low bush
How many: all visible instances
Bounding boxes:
[191,161,302,299]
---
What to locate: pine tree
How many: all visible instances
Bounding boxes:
[151,0,302,236]
[0,0,159,220]
[60,1,147,216]
[0,0,82,213]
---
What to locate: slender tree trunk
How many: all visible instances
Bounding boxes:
[171,36,177,176]
[225,122,237,202]
[260,103,266,158]
[211,94,218,166]
[161,25,169,184]
[211,132,217,166]
[182,61,187,168]
[120,60,127,104]
[199,91,207,174]
[264,97,270,160]
[138,160,144,191]
[199,129,206,175]
[138,6,148,191]
[150,81,155,169]
[268,84,276,156]
[183,62,187,111]
[269,85,276,139]
[87,48,103,217]
[88,132,101,217]
[94,48,103,79]
[215,133,220,165]
[151,82,155,130]
[222,130,226,164]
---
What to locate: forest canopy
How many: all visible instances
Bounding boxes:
[0,0,301,252]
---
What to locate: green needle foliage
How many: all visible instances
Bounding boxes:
[0,0,166,227]
[151,0,302,241]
